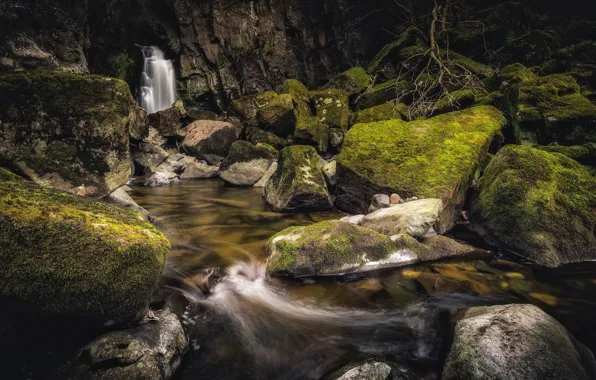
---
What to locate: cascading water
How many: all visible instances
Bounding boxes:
[139,46,177,114]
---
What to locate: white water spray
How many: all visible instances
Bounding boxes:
[140,46,177,114]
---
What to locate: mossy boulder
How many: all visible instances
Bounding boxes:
[264,146,333,212]
[266,221,402,277]
[469,145,596,267]
[294,116,329,153]
[336,106,507,232]
[219,141,278,186]
[0,71,139,198]
[311,89,350,131]
[355,79,410,111]
[536,143,596,165]
[181,120,238,164]
[0,169,170,320]
[147,100,187,138]
[351,101,406,125]
[245,126,289,150]
[280,79,311,118]
[257,93,297,138]
[228,91,278,127]
[322,67,371,96]
[503,64,596,145]
[432,90,476,116]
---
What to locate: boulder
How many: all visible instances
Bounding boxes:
[362,199,442,237]
[55,309,187,380]
[266,221,414,277]
[351,101,406,125]
[219,141,278,186]
[322,160,337,187]
[431,89,476,116]
[294,116,330,153]
[322,67,371,96]
[329,128,345,150]
[330,362,392,380]
[412,235,485,262]
[182,120,238,164]
[0,71,137,198]
[147,100,187,138]
[340,214,365,225]
[443,304,596,380]
[257,93,297,138]
[281,79,312,118]
[537,143,596,165]
[264,146,333,212]
[156,154,198,174]
[246,126,289,150]
[311,89,351,131]
[144,171,179,187]
[228,91,278,127]
[133,141,169,175]
[368,194,391,213]
[0,169,170,320]
[128,105,149,141]
[336,106,506,232]
[356,80,411,111]
[253,161,278,188]
[470,145,596,267]
[180,162,219,180]
[105,187,152,221]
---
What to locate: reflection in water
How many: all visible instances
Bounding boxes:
[131,180,596,379]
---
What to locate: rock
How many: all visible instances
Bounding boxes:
[351,101,407,125]
[157,154,198,174]
[390,194,401,205]
[133,140,169,175]
[55,309,187,380]
[367,26,426,79]
[322,160,337,187]
[0,169,170,320]
[332,362,392,380]
[368,194,391,213]
[336,106,507,232]
[294,116,330,153]
[180,162,219,180]
[266,221,412,277]
[355,80,410,110]
[361,199,443,238]
[257,93,297,138]
[219,141,278,186]
[246,126,289,150]
[502,64,596,145]
[415,235,485,262]
[322,67,371,96]
[129,105,149,141]
[281,79,312,119]
[311,89,351,131]
[228,91,278,127]
[145,171,179,187]
[182,120,238,164]
[264,146,333,212]
[0,71,138,198]
[537,143,596,165]
[469,145,596,267]
[432,89,476,116]
[329,128,345,149]
[340,214,365,225]
[443,304,596,380]
[253,161,278,188]
[105,187,153,221]
[147,100,187,138]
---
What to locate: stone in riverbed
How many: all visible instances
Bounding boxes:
[55,309,187,380]
[361,199,443,237]
[329,362,392,380]
[182,120,238,164]
[157,154,198,174]
[264,146,333,212]
[469,145,596,267]
[0,169,170,320]
[180,162,219,180]
[443,304,596,380]
[368,194,391,213]
[144,171,179,187]
[219,141,278,186]
[253,162,278,188]
[105,187,153,222]
[0,71,138,198]
[336,106,506,232]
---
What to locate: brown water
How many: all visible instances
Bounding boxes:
[131,180,596,380]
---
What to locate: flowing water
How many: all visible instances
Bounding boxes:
[131,180,596,380]
[139,46,177,114]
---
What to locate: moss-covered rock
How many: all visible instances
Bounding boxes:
[503,64,596,145]
[352,101,406,125]
[219,141,278,186]
[280,79,312,119]
[147,100,186,138]
[0,170,170,320]
[432,90,476,116]
[355,79,410,111]
[294,116,329,153]
[336,106,507,232]
[311,89,350,131]
[536,143,596,165]
[322,67,371,96]
[0,71,138,198]
[228,91,278,127]
[264,146,333,212]
[257,93,297,138]
[470,145,596,267]
[266,220,400,277]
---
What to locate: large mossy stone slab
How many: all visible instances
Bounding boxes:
[470,145,596,267]
[0,71,139,198]
[0,169,170,321]
[336,106,507,232]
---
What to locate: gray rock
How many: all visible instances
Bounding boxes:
[390,194,401,205]
[145,172,179,187]
[340,214,365,225]
[219,141,278,186]
[105,187,153,222]
[254,161,278,188]
[335,362,392,380]
[368,194,391,213]
[157,154,198,174]
[55,309,187,380]
[361,199,443,237]
[180,162,219,180]
[182,120,238,164]
[147,100,187,138]
[329,128,345,149]
[323,160,337,187]
[443,304,596,380]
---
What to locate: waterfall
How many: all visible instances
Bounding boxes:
[139,46,177,114]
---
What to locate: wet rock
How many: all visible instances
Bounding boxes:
[368,194,391,213]
[145,171,179,187]
[147,100,187,138]
[266,221,406,277]
[322,67,371,96]
[219,141,278,186]
[254,161,278,188]
[361,199,443,238]
[182,120,238,164]
[55,309,187,380]
[413,235,485,262]
[336,106,507,232]
[157,154,198,174]
[133,140,169,175]
[470,145,596,267]
[180,162,219,180]
[264,146,333,212]
[443,304,596,380]
[0,169,170,320]
[105,187,153,222]
[0,71,137,198]
[333,362,392,380]
[311,89,351,131]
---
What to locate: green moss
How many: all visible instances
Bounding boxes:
[294,116,329,153]
[433,90,476,116]
[246,126,288,150]
[448,51,495,80]
[501,63,538,84]
[281,79,310,103]
[356,79,410,110]
[351,101,405,124]
[322,67,372,95]
[229,91,278,126]
[310,89,350,131]
[0,175,170,319]
[477,91,507,111]
[266,220,396,277]
[258,93,297,138]
[470,145,596,267]
[536,143,596,165]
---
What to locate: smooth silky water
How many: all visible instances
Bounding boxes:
[131,180,596,380]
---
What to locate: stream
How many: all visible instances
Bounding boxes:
[131,179,596,380]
